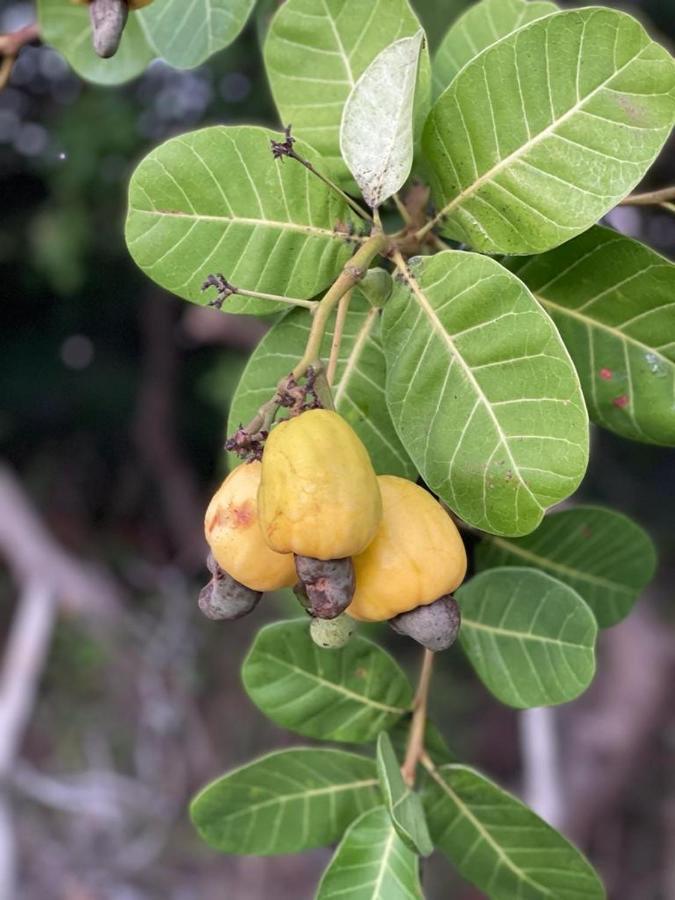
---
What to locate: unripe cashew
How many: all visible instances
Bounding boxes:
[390,595,461,652]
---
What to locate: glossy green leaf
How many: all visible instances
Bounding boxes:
[509,226,675,445]
[125,125,360,315]
[191,748,380,855]
[433,0,557,98]
[317,806,423,900]
[423,8,675,255]
[341,31,424,208]
[228,294,415,476]
[424,763,606,899]
[383,251,588,536]
[139,0,255,69]
[37,0,154,85]
[457,567,597,708]
[242,620,413,743]
[264,0,429,186]
[376,733,433,856]
[476,505,657,628]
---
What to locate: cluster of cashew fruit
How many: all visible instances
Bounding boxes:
[72,0,153,59]
[203,409,467,651]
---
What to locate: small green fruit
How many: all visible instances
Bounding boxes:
[310,614,355,649]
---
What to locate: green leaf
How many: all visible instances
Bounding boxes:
[508,226,675,445]
[376,733,433,856]
[316,806,423,900]
[191,748,380,855]
[242,620,413,743]
[388,717,456,766]
[476,505,657,628]
[433,0,557,98]
[423,7,675,255]
[341,31,424,208]
[125,125,360,315]
[139,0,255,69]
[264,0,429,187]
[37,0,154,86]
[382,251,588,537]
[228,294,416,476]
[424,763,606,899]
[457,567,597,708]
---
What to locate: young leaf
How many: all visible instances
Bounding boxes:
[423,8,675,255]
[376,733,433,857]
[382,251,588,537]
[264,0,429,186]
[508,226,675,446]
[456,567,597,708]
[37,0,154,85]
[476,505,657,628]
[242,620,413,743]
[433,0,557,97]
[423,763,606,899]
[125,125,360,315]
[316,806,423,900]
[228,294,416,477]
[138,0,255,69]
[340,31,424,208]
[191,748,380,855]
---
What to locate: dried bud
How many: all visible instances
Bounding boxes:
[389,594,461,652]
[198,571,261,621]
[89,0,129,58]
[310,614,355,650]
[295,555,355,619]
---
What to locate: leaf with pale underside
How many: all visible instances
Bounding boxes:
[382,251,588,537]
[125,125,360,315]
[476,505,657,628]
[508,226,675,445]
[264,0,430,187]
[190,748,380,855]
[242,620,413,743]
[376,733,433,856]
[423,763,605,899]
[433,0,557,97]
[456,567,597,708]
[317,807,423,900]
[341,31,424,208]
[424,7,675,255]
[228,293,415,476]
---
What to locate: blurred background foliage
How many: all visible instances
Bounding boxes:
[0,1,674,898]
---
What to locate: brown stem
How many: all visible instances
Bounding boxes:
[619,186,675,206]
[326,289,352,386]
[0,23,40,92]
[401,649,434,787]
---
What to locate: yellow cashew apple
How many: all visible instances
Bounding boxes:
[347,476,467,622]
[205,462,296,593]
[258,409,382,560]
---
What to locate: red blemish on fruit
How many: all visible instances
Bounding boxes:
[208,500,255,532]
[613,395,629,409]
[599,368,613,381]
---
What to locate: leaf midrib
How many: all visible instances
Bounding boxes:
[461,616,591,650]
[334,307,380,408]
[221,776,379,822]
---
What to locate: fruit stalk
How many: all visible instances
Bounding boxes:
[401,649,434,787]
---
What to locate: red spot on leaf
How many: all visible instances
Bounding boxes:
[613,395,629,409]
[599,368,613,381]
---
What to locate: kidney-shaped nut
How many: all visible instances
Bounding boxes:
[390,595,461,652]
[295,555,355,619]
[198,572,262,621]
[258,409,382,560]
[205,462,296,593]
[347,476,467,622]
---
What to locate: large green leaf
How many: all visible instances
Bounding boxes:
[433,0,557,98]
[423,8,675,255]
[264,0,429,186]
[508,226,675,445]
[424,763,605,899]
[317,806,423,900]
[457,567,597,708]
[125,125,360,315]
[376,733,433,856]
[242,620,413,743]
[476,505,657,628]
[191,748,380,855]
[383,251,588,537]
[38,0,154,85]
[139,0,255,69]
[228,294,415,476]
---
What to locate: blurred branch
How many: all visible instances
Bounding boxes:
[0,23,40,92]
[619,186,675,206]
[520,707,565,829]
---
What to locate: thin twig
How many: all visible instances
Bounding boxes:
[0,23,40,92]
[393,192,413,224]
[326,289,353,386]
[619,186,675,206]
[401,649,434,787]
